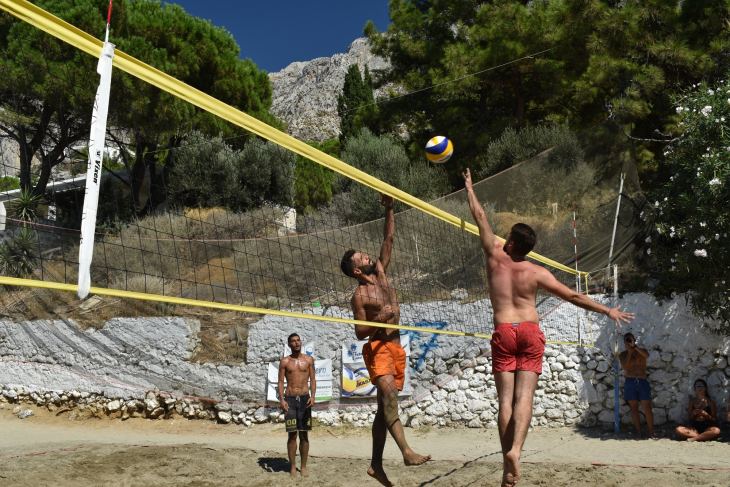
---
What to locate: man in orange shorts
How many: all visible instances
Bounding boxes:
[341,195,430,487]
[463,169,634,486]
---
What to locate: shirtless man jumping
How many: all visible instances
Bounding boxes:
[463,169,634,486]
[278,333,316,479]
[340,195,430,487]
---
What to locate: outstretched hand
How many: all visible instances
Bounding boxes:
[462,168,473,190]
[608,307,634,326]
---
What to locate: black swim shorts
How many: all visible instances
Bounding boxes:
[285,394,312,432]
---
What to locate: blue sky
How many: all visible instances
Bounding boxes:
[167,1,391,72]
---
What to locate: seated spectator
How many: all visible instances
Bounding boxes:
[675,379,721,442]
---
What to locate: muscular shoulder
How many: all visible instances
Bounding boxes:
[279,356,290,368]
[351,289,364,305]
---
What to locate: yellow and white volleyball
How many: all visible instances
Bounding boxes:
[425,136,454,163]
[341,366,375,396]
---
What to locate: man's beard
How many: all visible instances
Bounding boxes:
[361,263,376,276]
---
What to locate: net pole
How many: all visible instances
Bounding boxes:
[606,172,625,283]
[612,264,620,434]
[572,210,582,345]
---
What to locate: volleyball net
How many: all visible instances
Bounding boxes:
[0,0,644,343]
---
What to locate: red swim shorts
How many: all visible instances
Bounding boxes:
[362,340,406,391]
[491,322,545,374]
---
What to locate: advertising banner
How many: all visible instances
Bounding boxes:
[341,335,411,398]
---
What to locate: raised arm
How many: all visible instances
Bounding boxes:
[463,169,496,256]
[379,194,395,270]
[277,358,288,412]
[536,268,634,326]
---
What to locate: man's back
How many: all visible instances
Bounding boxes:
[487,241,543,324]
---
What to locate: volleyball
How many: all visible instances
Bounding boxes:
[425,136,454,163]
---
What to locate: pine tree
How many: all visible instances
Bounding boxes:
[337,65,377,144]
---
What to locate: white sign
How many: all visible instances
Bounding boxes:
[78,41,115,299]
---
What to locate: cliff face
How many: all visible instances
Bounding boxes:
[268,38,389,142]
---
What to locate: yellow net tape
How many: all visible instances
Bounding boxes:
[0,276,587,345]
[0,0,585,277]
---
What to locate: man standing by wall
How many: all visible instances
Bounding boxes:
[278,333,316,478]
[462,168,634,487]
[619,332,655,438]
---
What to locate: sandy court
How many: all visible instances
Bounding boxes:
[1,408,728,486]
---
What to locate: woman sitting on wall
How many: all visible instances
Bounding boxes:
[674,379,721,442]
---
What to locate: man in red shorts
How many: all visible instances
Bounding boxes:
[341,195,430,487]
[463,169,633,486]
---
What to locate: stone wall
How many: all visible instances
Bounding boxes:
[1,294,729,427]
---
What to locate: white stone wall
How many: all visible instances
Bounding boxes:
[1,293,729,427]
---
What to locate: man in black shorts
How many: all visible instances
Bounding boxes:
[278,333,316,478]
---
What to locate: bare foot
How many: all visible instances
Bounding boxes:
[503,451,520,486]
[403,449,431,466]
[290,466,297,479]
[367,465,393,487]
[301,466,309,477]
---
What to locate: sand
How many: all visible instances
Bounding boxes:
[0,407,728,486]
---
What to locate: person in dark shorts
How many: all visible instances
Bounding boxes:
[463,168,634,486]
[675,378,721,442]
[277,333,316,478]
[618,332,655,438]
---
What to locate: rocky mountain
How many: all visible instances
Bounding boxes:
[268,38,389,142]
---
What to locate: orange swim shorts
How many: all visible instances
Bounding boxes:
[362,339,406,391]
[491,321,545,374]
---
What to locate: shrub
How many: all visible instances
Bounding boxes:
[474,124,584,179]
[167,132,295,211]
[338,129,449,224]
[0,176,20,192]
[0,227,38,277]
[649,77,730,329]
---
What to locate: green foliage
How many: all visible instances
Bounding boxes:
[7,188,42,223]
[339,129,449,223]
[236,137,295,209]
[649,77,730,328]
[167,132,294,211]
[474,124,584,179]
[0,0,276,207]
[0,176,20,192]
[110,0,277,212]
[0,227,38,277]
[367,0,730,184]
[294,139,339,213]
[0,0,103,193]
[337,64,378,143]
